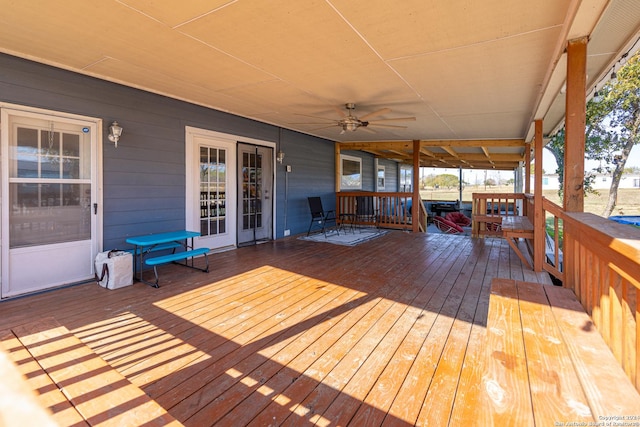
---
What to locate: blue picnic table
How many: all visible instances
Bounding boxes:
[126,230,209,287]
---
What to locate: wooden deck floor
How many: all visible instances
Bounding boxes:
[0,231,552,426]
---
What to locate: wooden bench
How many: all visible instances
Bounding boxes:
[144,247,210,287]
[481,279,640,425]
[501,216,534,269]
[1,318,182,426]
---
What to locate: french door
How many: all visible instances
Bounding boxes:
[237,143,273,245]
[186,128,237,250]
[186,128,274,250]
[1,108,99,298]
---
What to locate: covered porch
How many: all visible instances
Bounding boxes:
[0,231,576,426]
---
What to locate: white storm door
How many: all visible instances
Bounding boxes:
[1,109,98,298]
[186,128,237,250]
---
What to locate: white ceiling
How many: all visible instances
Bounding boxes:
[1,0,639,165]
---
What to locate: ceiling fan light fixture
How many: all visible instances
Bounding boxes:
[344,122,359,132]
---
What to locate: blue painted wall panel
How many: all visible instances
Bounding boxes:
[0,53,336,249]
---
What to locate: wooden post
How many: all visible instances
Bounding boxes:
[564,37,587,212]
[525,143,531,194]
[412,139,420,233]
[335,142,341,193]
[534,120,544,272]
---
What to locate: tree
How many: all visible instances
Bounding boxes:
[545,51,640,214]
[423,173,460,189]
[545,129,599,198]
[624,166,640,174]
[435,174,460,189]
[589,52,640,216]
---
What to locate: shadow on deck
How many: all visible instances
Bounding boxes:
[0,232,571,425]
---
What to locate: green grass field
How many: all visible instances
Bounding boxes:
[419,185,640,217]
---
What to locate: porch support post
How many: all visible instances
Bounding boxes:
[458,167,463,204]
[564,37,587,212]
[335,142,341,219]
[525,142,531,194]
[534,120,544,272]
[335,142,341,193]
[412,139,420,233]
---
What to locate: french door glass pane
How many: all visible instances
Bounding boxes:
[241,151,263,231]
[199,146,226,236]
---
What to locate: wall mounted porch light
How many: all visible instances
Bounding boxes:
[108,121,123,147]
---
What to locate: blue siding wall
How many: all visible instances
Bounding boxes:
[0,54,335,248]
[276,130,336,235]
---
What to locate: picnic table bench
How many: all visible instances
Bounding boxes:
[126,230,210,287]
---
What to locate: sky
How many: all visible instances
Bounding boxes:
[542,143,640,173]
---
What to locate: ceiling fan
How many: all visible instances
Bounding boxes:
[293,103,416,134]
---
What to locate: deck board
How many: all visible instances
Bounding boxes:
[515,281,593,424]
[481,278,534,426]
[0,232,555,426]
[0,329,88,426]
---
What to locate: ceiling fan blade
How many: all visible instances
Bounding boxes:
[290,122,338,125]
[309,124,339,131]
[368,116,416,123]
[366,123,408,129]
[359,126,377,134]
[293,113,337,122]
[359,107,392,121]
[333,105,348,118]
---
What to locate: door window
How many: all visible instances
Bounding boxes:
[9,124,91,248]
[199,146,227,236]
[241,151,263,230]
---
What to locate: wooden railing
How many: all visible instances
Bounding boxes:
[562,211,640,390]
[471,193,527,237]
[336,192,427,232]
[473,192,640,392]
[540,197,565,282]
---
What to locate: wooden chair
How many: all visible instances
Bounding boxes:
[307,196,337,236]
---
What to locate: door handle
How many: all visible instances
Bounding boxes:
[93,203,98,214]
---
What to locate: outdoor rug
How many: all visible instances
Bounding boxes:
[298,229,389,246]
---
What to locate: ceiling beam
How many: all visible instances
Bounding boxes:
[430,153,524,162]
[420,139,525,147]
[441,146,458,158]
[339,141,413,151]
[340,139,524,170]
[338,139,526,150]
[420,148,436,158]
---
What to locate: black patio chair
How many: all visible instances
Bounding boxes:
[307,196,338,236]
[356,195,377,230]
